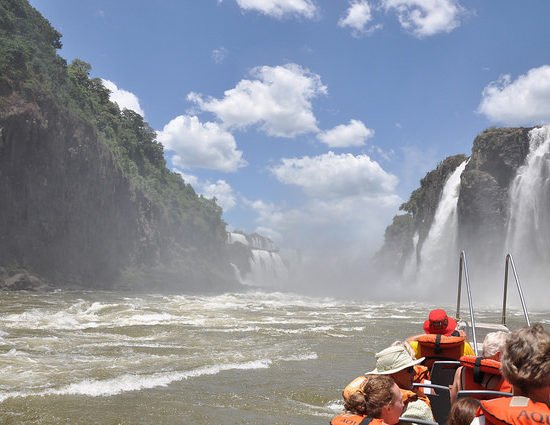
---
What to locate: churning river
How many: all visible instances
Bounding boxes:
[1,290,548,425]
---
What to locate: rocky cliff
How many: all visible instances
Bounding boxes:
[373,127,532,281]
[0,0,239,291]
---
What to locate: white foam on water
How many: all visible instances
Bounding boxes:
[0,359,273,402]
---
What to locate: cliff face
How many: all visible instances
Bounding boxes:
[373,128,532,280]
[457,128,531,266]
[0,0,239,291]
[0,93,238,291]
[0,95,135,286]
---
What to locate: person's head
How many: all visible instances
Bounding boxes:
[447,397,480,425]
[423,309,458,336]
[481,331,508,360]
[344,391,368,415]
[501,323,550,400]
[363,375,404,425]
[343,375,369,408]
[368,345,423,390]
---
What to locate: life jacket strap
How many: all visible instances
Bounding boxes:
[434,334,442,354]
[473,356,484,384]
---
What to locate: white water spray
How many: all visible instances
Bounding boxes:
[417,159,469,283]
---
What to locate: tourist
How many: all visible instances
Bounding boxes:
[333,375,403,425]
[366,345,435,422]
[363,375,405,425]
[408,309,475,368]
[450,331,511,403]
[448,397,480,425]
[471,323,550,425]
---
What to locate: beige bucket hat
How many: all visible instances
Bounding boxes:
[367,345,425,375]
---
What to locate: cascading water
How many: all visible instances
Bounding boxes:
[226,231,290,286]
[417,159,469,284]
[245,250,289,286]
[505,125,550,264]
[402,231,419,280]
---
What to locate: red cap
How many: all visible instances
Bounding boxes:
[423,309,457,336]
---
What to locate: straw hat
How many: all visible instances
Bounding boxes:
[367,345,424,375]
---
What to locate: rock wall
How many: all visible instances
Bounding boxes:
[0,94,238,291]
[373,127,532,280]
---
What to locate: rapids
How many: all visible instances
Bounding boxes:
[1,290,547,424]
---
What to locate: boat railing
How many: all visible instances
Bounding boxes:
[455,250,479,355]
[456,252,531,354]
[502,253,531,327]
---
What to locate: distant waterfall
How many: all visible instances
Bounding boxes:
[245,250,289,286]
[417,159,469,281]
[505,125,550,263]
[226,231,290,286]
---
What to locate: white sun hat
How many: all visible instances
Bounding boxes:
[367,345,425,375]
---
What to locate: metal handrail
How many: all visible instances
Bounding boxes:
[456,251,478,355]
[502,254,531,327]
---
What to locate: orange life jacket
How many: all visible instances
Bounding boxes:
[459,356,513,397]
[330,413,384,425]
[478,396,550,425]
[414,364,431,384]
[414,334,465,368]
[401,388,432,409]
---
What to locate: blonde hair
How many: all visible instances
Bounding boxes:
[501,323,550,391]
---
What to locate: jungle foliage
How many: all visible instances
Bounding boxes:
[0,0,226,247]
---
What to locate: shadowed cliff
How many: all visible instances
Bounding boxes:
[0,0,240,291]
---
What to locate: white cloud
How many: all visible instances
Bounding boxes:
[270,151,398,198]
[157,115,247,172]
[212,47,229,64]
[477,65,550,125]
[338,1,379,35]
[202,180,237,211]
[101,79,145,116]
[235,0,318,19]
[317,119,374,148]
[188,63,327,137]
[241,152,401,293]
[382,0,464,37]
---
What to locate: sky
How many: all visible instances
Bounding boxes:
[28,0,550,275]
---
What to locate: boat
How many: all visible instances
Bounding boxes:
[399,251,531,425]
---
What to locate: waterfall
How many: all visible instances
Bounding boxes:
[417,159,469,282]
[402,231,419,280]
[505,125,550,264]
[244,250,289,287]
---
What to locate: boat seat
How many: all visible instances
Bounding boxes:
[430,361,461,387]
[413,383,450,425]
[399,417,439,425]
[456,390,513,400]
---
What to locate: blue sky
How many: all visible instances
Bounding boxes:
[29,0,550,265]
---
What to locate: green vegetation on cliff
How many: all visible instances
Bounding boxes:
[0,0,233,290]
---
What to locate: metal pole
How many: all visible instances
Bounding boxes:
[508,255,531,327]
[456,251,464,320]
[502,254,509,326]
